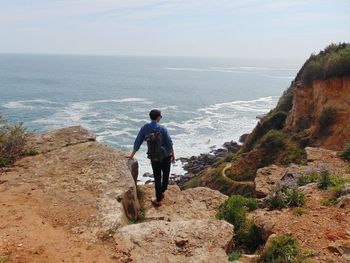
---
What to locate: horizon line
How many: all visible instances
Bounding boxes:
[0,51,306,61]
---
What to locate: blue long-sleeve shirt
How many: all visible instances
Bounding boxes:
[133,121,173,157]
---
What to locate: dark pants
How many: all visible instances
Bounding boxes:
[151,156,171,202]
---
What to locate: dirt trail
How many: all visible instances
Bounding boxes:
[0,126,139,263]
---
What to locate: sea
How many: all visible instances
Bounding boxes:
[0,54,301,181]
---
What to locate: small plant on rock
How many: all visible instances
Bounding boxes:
[259,234,299,262]
[267,186,305,210]
[339,144,350,162]
[258,234,314,263]
[216,195,263,252]
[0,115,29,167]
[317,107,337,136]
[216,195,258,228]
[287,187,306,207]
[297,171,321,186]
[292,207,308,216]
[228,250,241,261]
[318,168,332,190]
[266,186,289,210]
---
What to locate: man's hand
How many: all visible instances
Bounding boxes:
[171,155,175,163]
[125,150,136,159]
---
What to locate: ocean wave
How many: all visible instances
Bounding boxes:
[97,129,134,138]
[198,96,278,114]
[3,99,59,109]
[91,97,152,104]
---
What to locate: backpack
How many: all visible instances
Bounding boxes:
[145,125,165,162]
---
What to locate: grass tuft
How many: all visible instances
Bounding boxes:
[216,195,263,252]
[258,234,315,263]
[267,186,305,210]
[228,250,241,261]
[297,172,321,186]
[339,144,350,162]
[0,115,28,167]
[292,207,308,216]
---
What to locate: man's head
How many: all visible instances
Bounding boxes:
[149,109,162,122]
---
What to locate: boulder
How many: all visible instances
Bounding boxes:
[255,165,285,198]
[2,126,140,238]
[239,133,250,144]
[127,159,139,183]
[252,210,277,241]
[137,185,228,221]
[337,194,350,209]
[327,240,350,261]
[114,219,234,263]
[26,125,96,153]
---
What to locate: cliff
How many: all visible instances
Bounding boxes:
[0,126,233,263]
[183,43,350,196]
[285,76,350,150]
[179,43,350,262]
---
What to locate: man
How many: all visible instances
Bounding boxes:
[127,109,174,207]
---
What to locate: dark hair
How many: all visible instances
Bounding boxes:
[149,109,162,120]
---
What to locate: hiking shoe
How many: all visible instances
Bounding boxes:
[151,199,162,207]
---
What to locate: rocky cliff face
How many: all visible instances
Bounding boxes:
[0,126,233,263]
[285,76,350,150]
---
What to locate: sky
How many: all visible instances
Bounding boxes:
[0,0,349,59]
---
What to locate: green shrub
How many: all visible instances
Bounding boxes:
[224,152,238,163]
[298,172,321,186]
[228,250,241,261]
[345,165,350,174]
[339,144,350,162]
[275,90,294,113]
[216,195,257,228]
[320,198,337,207]
[288,187,306,207]
[318,168,332,190]
[318,107,337,135]
[267,186,305,210]
[267,187,289,210]
[0,256,8,263]
[24,147,38,156]
[317,169,350,190]
[318,171,350,205]
[331,184,345,199]
[297,43,350,85]
[259,130,287,151]
[0,115,28,167]
[280,146,307,166]
[242,111,288,152]
[216,195,262,251]
[259,234,301,263]
[238,218,263,252]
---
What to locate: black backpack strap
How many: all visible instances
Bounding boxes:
[145,124,161,136]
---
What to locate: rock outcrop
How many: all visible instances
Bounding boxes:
[251,147,350,263]
[0,126,233,263]
[138,184,227,221]
[254,165,285,198]
[113,185,234,263]
[114,219,233,263]
[285,77,350,150]
[0,126,140,262]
